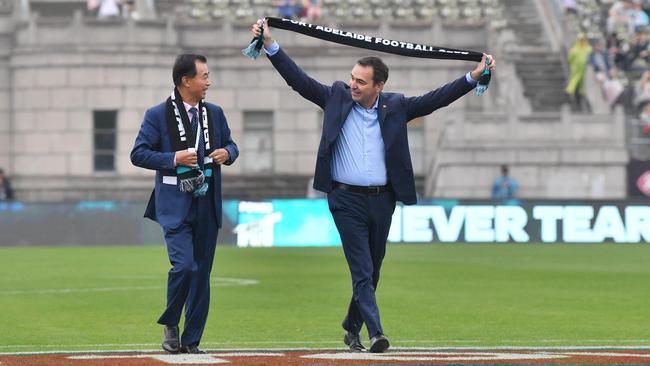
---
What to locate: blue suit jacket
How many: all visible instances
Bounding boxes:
[268,48,475,205]
[131,101,238,229]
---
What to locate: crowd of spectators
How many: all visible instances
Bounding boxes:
[564,0,650,130]
[271,0,322,22]
[86,0,140,20]
[183,0,506,28]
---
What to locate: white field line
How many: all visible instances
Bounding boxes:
[562,351,650,358]
[3,344,650,356]
[2,340,650,349]
[302,352,570,361]
[0,277,259,295]
[70,353,286,359]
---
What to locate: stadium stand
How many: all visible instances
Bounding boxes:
[0,0,634,201]
[560,0,650,159]
[500,0,570,112]
[176,0,506,27]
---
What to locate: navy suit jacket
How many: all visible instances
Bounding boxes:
[268,48,475,205]
[131,101,238,229]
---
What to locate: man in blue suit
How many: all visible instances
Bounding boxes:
[252,21,495,353]
[131,54,239,354]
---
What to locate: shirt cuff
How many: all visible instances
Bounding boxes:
[465,72,478,85]
[264,41,280,56]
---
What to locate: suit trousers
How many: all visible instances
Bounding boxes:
[157,185,218,347]
[327,187,396,339]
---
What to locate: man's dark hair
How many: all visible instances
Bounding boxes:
[173,54,207,86]
[356,56,389,85]
[501,165,509,175]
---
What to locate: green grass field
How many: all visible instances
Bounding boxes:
[1,244,649,353]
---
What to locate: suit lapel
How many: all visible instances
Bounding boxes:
[339,98,354,128]
[377,94,388,129]
[328,95,354,143]
[377,94,395,149]
[208,107,221,149]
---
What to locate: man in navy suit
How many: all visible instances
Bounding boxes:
[252,20,495,353]
[131,54,239,354]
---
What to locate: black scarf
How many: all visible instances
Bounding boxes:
[243,17,491,93]
[165,88,215,195]
[267,17,483,61]
[165,88,214,155]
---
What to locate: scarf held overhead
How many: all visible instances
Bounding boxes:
[242,17,491,94]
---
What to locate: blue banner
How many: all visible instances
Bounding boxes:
[1,199,649,246]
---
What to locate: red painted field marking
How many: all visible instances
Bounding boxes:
[4,348,650,365]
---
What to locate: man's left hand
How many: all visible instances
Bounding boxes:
[470,53,496,81]
[210,148,230,164]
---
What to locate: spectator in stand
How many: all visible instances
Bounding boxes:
[634,69,650,110]
[491,165,518,202]
[96,0,121,19]
[0,168,14,202]
[603,68,627,109]
[642,0,650,16]
[122,0,140,20]
[608,0,635,36]
[624,29,650,71]
[631,0,650,30]
[635,70,650,133]
[564,0,578,15]
[590,39,612,81]
[566,34,593,112]
[302,0,322,22]
[605,32,628,71]
[273,0,298,20]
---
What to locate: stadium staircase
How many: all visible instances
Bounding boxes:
[423,0,628,200]
[499,0,569,112]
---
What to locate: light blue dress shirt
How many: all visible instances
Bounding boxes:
[331,97,387,186]
[265,41,478,186]
[264,41,280,56]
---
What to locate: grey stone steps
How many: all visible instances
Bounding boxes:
[499,0,568,112]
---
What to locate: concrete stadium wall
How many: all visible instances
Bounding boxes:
[3,13,488,202]
[0,1,13,174]
[426,108,628,199]
[0,8,629,202]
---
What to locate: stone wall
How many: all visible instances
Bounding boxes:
[0,0,13,173]
[1,9,629,202]
[4,14,488,201]
[426,108,629,199]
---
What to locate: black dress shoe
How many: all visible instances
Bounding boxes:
[162,325,180,354]
[369,334,390,353]
[180,344,206,354]
[343,331,366,352]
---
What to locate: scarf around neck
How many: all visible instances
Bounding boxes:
[165,88,215,196]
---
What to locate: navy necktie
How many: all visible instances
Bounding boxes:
[189,107,204,170]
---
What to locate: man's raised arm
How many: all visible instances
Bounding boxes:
[252,19,332,109]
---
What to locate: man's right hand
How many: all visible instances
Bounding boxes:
[175,150,197,167]
[252,19,274,49]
